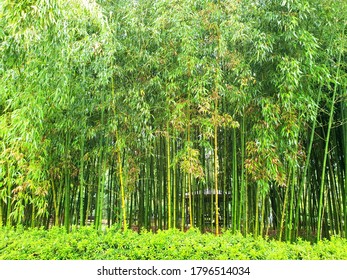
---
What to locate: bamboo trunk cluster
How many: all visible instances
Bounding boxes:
[0,0,346,241]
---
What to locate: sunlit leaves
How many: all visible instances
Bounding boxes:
[177,145,204,179]
[0,0,346,240]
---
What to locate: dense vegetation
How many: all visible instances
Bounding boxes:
[0,0,346,242]
[1,226,347,260]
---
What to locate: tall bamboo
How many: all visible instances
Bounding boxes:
[317,47,342,241]
[166,124,171,228]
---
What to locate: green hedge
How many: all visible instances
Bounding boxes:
[1,226,347,260]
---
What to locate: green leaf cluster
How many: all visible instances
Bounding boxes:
[1,227,347,260]
[0,0,346,240]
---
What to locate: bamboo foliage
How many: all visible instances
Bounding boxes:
[0,0,346,241]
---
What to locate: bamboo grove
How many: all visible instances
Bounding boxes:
[0,0,346,242]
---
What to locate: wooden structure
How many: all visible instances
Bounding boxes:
[185,189,231,228]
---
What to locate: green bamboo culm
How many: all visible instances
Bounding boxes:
[317,27,344,241]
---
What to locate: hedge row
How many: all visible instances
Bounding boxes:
[1,226,347,260]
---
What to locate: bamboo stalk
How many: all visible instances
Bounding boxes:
[341,83,347,238]
[166,124,171,229]
[317,49,342,241]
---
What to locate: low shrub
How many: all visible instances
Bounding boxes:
[0,226,346,260]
